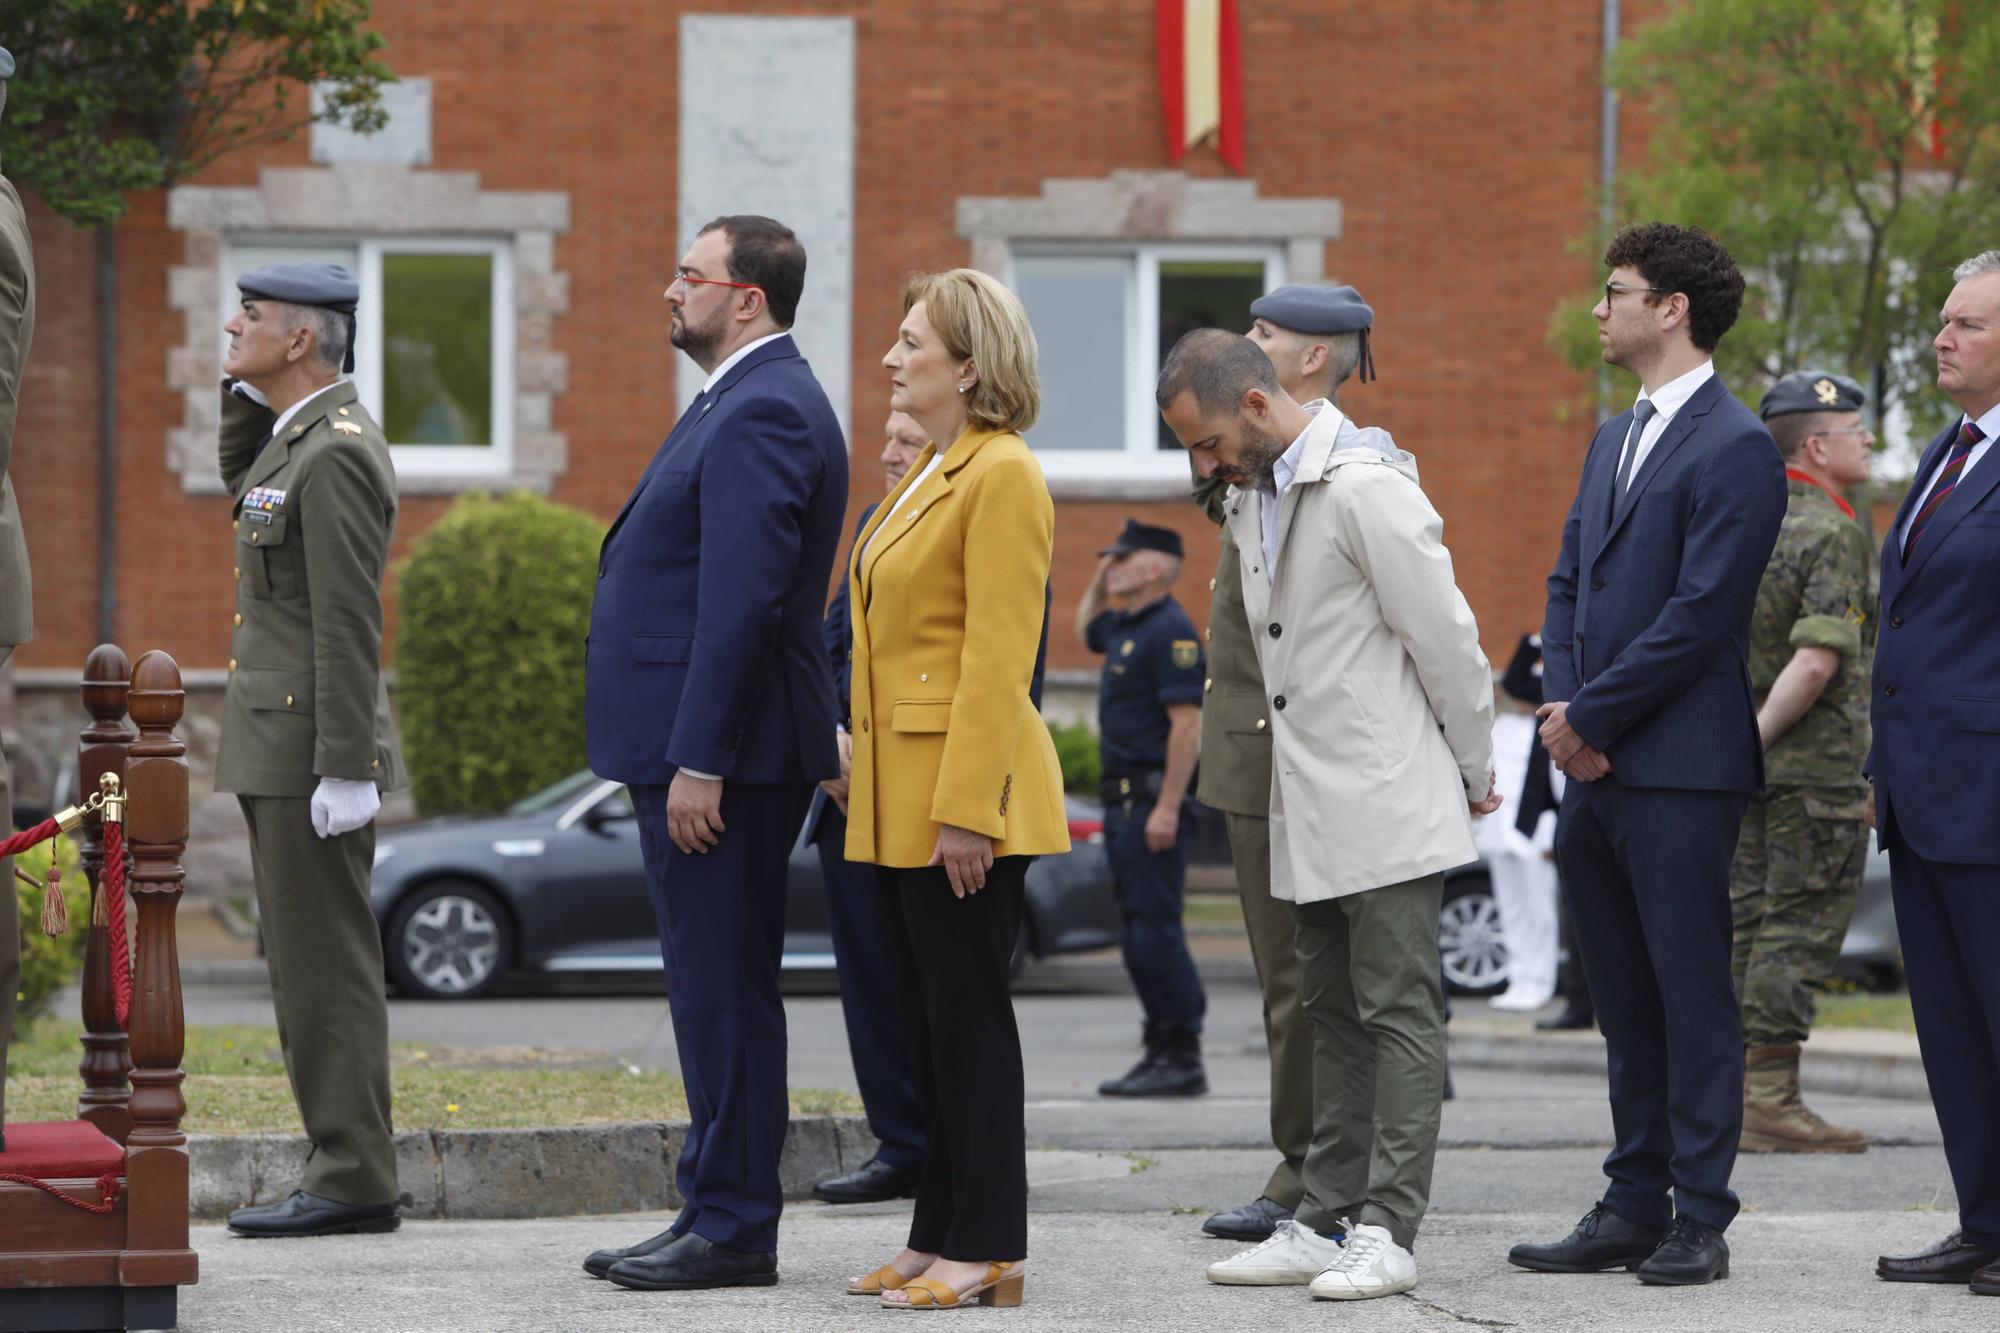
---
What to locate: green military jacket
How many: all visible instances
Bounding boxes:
[214,379,408,798]
[1750,477,1875,791]
[0,171,37,648]
[1191,470,1272,817]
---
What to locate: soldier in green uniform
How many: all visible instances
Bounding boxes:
[213,262,409,1235]
[1732,369,1877,1153]
[0,48,36,1152]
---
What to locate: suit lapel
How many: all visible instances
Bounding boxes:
[1578,413,1624,562]
[856,446,949,607]
[1603,377,1722,545]
[1897,420,2000,595]
[603,393,709,549]
[1881,424,1952,606]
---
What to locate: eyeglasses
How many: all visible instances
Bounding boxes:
[1815,426,1874,438]
[667,270,764,295]
[1603,282,1670,304]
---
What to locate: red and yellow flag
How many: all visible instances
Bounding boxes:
[1157,0,1245,173]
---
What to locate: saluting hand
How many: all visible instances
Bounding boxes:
[930,823,995,898]
[666,772,726,854]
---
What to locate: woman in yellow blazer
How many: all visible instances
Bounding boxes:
[844,269,1069,1311]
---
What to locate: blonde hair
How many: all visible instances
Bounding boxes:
[902,268,1041,434]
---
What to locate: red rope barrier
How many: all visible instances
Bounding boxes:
[0,1171,122,1215]
[103,821,132,1031]
[0,817,58,860]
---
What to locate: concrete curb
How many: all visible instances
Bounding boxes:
[188,1114,880,1221]
[1448,1028,1931,1101]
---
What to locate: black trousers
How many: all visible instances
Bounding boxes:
[877,858,1031,1261]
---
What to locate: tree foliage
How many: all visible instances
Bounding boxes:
[0,0,392,227]
[1554,0,2000,420]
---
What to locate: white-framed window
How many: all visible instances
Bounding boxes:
[220,237,516,479]
[1007,243,1286,485]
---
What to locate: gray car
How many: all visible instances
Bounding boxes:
[369,770,1121,999]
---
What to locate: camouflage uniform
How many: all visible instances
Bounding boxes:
[1729,477,1875,1046]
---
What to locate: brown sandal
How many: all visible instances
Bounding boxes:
[884,1261,1024,1310]
[848,1262,917,1296]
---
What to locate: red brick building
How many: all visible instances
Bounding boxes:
[6,1,1636,802]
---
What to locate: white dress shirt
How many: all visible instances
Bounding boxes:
[1900,399,2000,553]
[1256,399,1328,582]
[1614,359,1714,487]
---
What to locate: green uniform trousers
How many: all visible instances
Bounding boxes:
[1729,785,1869,1047]
[0,648,18,1131]
[1225,811,1312,1209]
[239,795,397,1205]
[1291,871,1447,1251]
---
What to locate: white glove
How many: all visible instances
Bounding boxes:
[229,379,271,406]
[311,777,381,839]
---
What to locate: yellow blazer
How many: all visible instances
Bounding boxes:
[844,427,1072,867]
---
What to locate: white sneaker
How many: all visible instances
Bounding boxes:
[1489,988,1555,1012]
[1309,1222,1417,1300]
[1205,1219,1344,1285]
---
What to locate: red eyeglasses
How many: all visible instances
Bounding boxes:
[668,271,764,295]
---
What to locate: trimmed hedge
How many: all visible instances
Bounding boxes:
[395,491,604,815]
[1048,720,1101,795]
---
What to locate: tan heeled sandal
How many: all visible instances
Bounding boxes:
[883,1261,1024,1310]
[848,1262,918,1297]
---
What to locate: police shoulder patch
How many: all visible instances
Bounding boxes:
[1171,639,1199,668]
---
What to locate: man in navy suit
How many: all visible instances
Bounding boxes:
[1871,251,2000,1296]
[580,215,848,1292]
[806,408,1053,1204]
[1510,223,1786,1286]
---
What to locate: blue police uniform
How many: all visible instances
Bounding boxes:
[1088,594,1209,1043]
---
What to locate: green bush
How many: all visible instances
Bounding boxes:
[395,491,605,815]
[1048,720,1101,795]
[10,834,89,1039]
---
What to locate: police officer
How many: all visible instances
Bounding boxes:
[1076,519,1208,1096]
[0,46,35,1152]
[214,262,409,1235]
[1732,370,1877,1153]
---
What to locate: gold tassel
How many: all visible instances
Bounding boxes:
[92,878,109,928]
[41,862,68,938]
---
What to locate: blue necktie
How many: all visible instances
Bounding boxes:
[1612,398,1659,513]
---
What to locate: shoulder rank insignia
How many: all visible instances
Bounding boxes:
[1120,640,1135,657]
[1171,639,1199,668]
[332,420,364,436]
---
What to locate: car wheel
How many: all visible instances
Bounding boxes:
[1437,876,1509,997]
[385,880,512,1000]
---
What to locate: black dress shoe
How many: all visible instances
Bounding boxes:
[604,1231,778,1291]
[1508,1204,1665,1273]
[584,1225,684,1279]
[1635,1216,1729,1286]
[1877,1229,2000,1283]
[1202,1195,1294,1241]
[1537,1006,1596,1032]
[1972,1256,2000,1296]
[812,1156,921,1205]
[227,1190,400,1238]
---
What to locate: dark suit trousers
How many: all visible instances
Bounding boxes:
[877,858,1031,1261]
[1888,842,2000,1247]
[633,780,813,1254]
[813,807,925,1170]
[1556,779,1747,1232]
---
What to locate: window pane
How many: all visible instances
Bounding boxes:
[1156,260,1267,450]
[1013,254,1129,452]
[383,252,494,447]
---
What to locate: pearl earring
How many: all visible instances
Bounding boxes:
[957,384,970,395]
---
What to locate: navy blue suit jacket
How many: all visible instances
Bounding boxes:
[585,335,849,785]
[1871,418,2000,864]
[805,501,1051,845]
[1541,374,1787,791]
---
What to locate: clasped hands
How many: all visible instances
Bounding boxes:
[1536,700,1611,781]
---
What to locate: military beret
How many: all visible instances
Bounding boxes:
[0,48,15,80]
[1100,518,1184,561]
[1250,283,1377,382]
[238,261,359,373]
[1759,370,1867,420]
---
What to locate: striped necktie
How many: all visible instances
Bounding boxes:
[1904,420,1983,562]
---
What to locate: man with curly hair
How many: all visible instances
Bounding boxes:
[1510,223,1786,1286]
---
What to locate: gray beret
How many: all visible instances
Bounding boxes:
[1250,283,1377,382]
[0,48,14,80]
[1759,369,1867,420]
[238,261,359,372]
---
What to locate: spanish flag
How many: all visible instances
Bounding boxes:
[1157,0,1246,173]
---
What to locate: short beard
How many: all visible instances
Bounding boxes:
[1235,419,1292,487]
[671,303,727,367]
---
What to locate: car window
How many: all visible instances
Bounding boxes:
[508,769,607,816]
[593,786,635,819]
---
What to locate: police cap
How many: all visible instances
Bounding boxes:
[1759,370,1867,421]
[1100,518,1184,560]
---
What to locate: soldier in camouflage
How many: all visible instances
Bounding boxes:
[1730,370,1877,1153]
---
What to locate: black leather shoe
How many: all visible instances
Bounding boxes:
[227,1190,400,1238]
[1877,1229,2000,1283]
[1509,1204,1665,1273]
[1537,1005,1596,1032]
[604,1231,778,1291]
[584,1225,684,1279]
[1100,1030,1208,1097]
[1202,1195,1294,1241]
[1972,1256,2000,1296]
[813,1156,921,1205]
[1636,1216,1729,1286]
